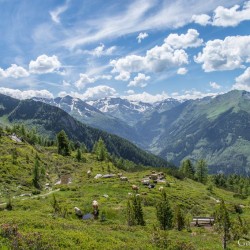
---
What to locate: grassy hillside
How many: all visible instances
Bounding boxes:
[0,131,249,249]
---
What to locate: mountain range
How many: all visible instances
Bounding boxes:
[1,90,250,174]
[0,93,169,168]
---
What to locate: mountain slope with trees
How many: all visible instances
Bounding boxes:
[0,94,169,168]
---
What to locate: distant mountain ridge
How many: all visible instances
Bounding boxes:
[0,93,169,168]
[1,90,250,174]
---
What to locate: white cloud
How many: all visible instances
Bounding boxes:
[81,43,117,57]
[213,1,250,27]
[0,64,29,78]
[95,74,112,80]
[137,32,148,43]
[60,85,117,100]
[75,74,95,90]
[125,90,135,95]
[62,80,71,87]
[123,91,169,103]
[0,87,54,100]
[209,81,221,89]
[177,67,188,75]
[128,73,150,88]
[233,67,250,91]
[191,14,211,26]
[61,0,234,49]
[115,71,131,81]
[164,29,203,49]
[29,55,61,74]
[192,1,250,27]
[171,90,220,100]
[50,1,69,24]
[111,39,188,77]
[194,35,250,72]
[75,73,112,90]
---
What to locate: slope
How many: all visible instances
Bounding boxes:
[0,94,168,168]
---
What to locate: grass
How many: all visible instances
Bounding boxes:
[0,134,249,249]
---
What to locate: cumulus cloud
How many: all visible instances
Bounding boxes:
[111,37,188,78]
[29,55,61,74]
[59,85,117,100]
[171,90,219,100]
[164,29,203,49]
[0,64,29,78]
[75,74,95,90]
[177,67,188,75]
[191,14,211,26]
[194,35,250,72]
[233,67,250,91]
[137,32,148,43]
[115,71,131,81]
[81,43,117,57]
[128,73,150,87]
[75,73,112,89]
[192,1,250,27]
[125,89,135,95]
[0,87,54,100]
[50,1,69,24]
[123,91,169,103]
[213,1,250,27]
[209,81,221,89]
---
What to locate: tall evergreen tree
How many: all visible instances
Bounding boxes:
[133,195,145,226]
[93,138,109,161]
[33,157,41,189]
[76,148,82,162]
[57,130,70,156]
[127,195,145,226]
[175,205,185,231]
[180,159,195,179]
[215,200,231,250]
[195,159,208,184]
[126,199,135,226]
[156,190,173,230]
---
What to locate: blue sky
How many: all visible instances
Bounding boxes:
[0,0,250,102]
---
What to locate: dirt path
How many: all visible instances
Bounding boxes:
[0,189,60,206]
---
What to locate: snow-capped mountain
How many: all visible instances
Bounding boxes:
[33,95,140,144]
[88,97,154,125]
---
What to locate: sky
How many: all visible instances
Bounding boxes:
[0,0,250,103]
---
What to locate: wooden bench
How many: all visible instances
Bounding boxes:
[192,217,214,227]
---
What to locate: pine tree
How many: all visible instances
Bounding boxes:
[127,195,145,226]
[93,138,109,161]
[215,200,231,250]
[156,190,173,230]
[180,159,195,179]
[127,199,135,226]
[76,148,82,162]
[175,205,185,231]
[195,159,208,184]
[33,157,41,189]
[12,148,18,165]
[57,130,70,156]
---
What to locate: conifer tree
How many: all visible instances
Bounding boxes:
[33,157,41,189]
[76,148,82,162]
[195,159,208,184]
[180,159,195,179]
[57,130,70,156]
[156,190,173,230]
[127,199,135,226]
[133,195,145,226]
[175,205,185,231]
[93,138,109,161]
[127,195,145,226]
[215,200,231,250]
